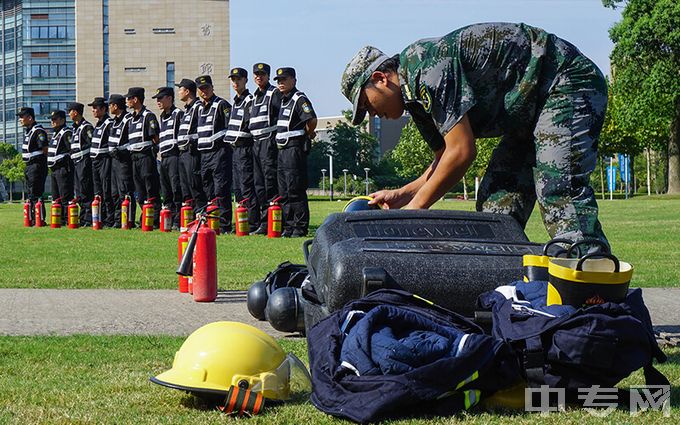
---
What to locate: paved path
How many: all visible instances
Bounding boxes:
[0,288,678,337]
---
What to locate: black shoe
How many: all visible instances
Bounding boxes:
[281,230,293,238]
[250,225,267,235]
[290,229,307,238]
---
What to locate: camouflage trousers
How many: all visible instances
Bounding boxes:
[476,55,609,247]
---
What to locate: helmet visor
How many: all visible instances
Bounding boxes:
[250,353,311,401]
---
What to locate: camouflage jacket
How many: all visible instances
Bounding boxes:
[398,22,583,150]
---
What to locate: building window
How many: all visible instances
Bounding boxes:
[153,28,175,34]
[166,62,175,87]
[124,28,135,35]
[29,26,69,39]
[125,67,146,72]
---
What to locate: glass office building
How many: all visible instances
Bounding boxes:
[1,0,75,148]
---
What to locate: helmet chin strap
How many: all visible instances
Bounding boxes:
[217,385,266,417]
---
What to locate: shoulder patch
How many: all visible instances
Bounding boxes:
[87,128,93,138]
[419,83,432,113]
[301,102,312,114]
[149,118,158,129]
[38,133,46,141]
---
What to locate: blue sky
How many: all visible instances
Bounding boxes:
[230,0,622,117]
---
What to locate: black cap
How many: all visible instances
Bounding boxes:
[125,87,145,99]
[17,107,35,118]
[152,87,174,99]
[195,75,213,88]
[67,102,84,114]
[108,94,126,107]
[274,67,296,80]
[253,63,271,75]
[87,97,108,108]
[175,78,196,92]
[228,67,247,79]
[51,110,66,120]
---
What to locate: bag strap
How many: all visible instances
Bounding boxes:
[523,335,546,387]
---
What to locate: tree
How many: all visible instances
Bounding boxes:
[604,0,680,193]
[390,120,434,179]
[0,143,25,201]
[327,110,379,176]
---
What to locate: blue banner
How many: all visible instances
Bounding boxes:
[607,165,618,192]
[618,153,631,184]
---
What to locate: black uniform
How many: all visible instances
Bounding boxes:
[108,112,136,227]
[90,115,115,227]
[21,123,48,224]
[158,106,184,227]
[127,106,161,226]
[249,83,282,230]
[226,89,259,231]
[197,94,233,232]
[177,98,207,210]
[275,88,316,236]
[48,125,74,223]
[71,119,94,225]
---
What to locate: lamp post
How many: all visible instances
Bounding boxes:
[329,155,334,201]
[321,168,327,196]
[363,167,370,196]
[342,169,348,197]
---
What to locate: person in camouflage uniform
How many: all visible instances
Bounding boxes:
[341,22,608,245]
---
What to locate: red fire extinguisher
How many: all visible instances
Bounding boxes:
[160,204,172,232]
[180,200,194,232]
[235,198,249,237]
[91,195,102,230]
[177,215,216,302]
[50,198,62,229]
[177,226,193,293]
[67,198,80,229]
[121,195,131,230]
[24,200,32,227]
[206,198,220,235]
[267,196,283,238]
[141,197,155,232]
[35,198,44,227]
[192,223,217,302]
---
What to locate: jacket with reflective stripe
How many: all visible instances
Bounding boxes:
[48,126,72,168]
[90,116,113,158]
[225,91,253,145]
[248,85,278,138]
[21,124,47,162]
[159,107,183,156]
[127,108,155,152]
[177,99,200,149]
[108,113,132,151]
[196,95,231,151]
[276,90,309,147]
[71,119,93,162]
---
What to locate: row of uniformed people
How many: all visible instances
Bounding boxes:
[19,64,317,236]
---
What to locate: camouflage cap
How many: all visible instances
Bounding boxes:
[341,46,389,125]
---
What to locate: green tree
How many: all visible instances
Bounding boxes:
[0,145,25,201]
[390,120,434,179]
[604,0,680,193]
[326,110,379,175]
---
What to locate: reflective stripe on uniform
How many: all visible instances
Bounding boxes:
[250,125,277,136]
[275,129,306,140]
[22,151,44,159]
[70,149,90,159]
[128,140,152,151]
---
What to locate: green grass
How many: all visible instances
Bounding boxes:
[1,196,680,289]
[0,336,677,424]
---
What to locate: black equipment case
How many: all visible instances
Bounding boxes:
[302,210,542,332]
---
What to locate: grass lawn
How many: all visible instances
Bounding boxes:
[1,196,679,289]
[0,336,677,424]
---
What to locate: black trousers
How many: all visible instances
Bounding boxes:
[233,143,260,231]
[160,154,183,226]
[200,146,232,232]
[131,150,161,226]
[73,158,94,225]
[111,152,136,227]
[178,147,207,211]
[277,144,309,234]
[92,155,115,227]
[50,160,74,224]
[24,158,47,224]
[252,134,278,227]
